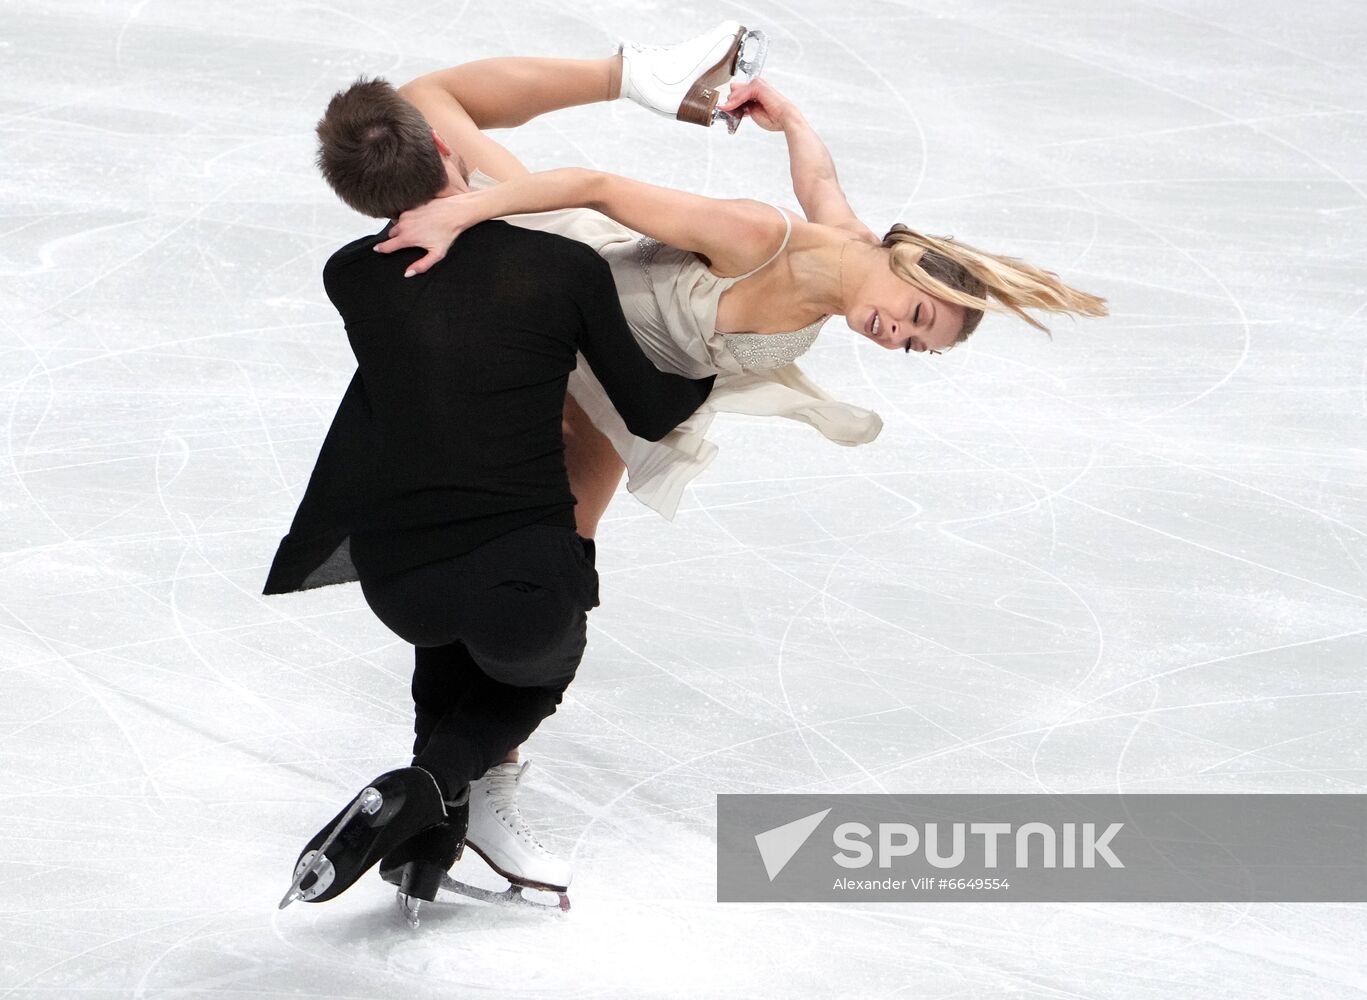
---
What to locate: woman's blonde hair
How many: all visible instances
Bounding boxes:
[881,225,1108,340]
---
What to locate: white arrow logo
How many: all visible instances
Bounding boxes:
[754,809,832,881]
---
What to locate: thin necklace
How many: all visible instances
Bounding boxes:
[838,241,852,307]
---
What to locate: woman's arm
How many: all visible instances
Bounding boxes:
[570,250,715,442]
[720,80,879,244]
[375,168,785,277]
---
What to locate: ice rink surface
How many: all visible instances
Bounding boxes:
[3,0,1366,996]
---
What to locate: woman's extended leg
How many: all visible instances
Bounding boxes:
[401,56,620,182]
[402,21,762,180]
[414,57,621,130]
[410,19,764,138]
[563,394,626,539]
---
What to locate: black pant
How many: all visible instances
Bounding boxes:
[359,524,599,798]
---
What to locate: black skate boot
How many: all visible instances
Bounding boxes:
[279,766,447,910]
[380,787,470,928]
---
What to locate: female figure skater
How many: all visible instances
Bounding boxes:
[349,23,1106,529]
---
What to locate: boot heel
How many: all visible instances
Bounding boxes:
[397,859,446,902]
[677,88,720,127]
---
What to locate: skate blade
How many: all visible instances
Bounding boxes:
[707,26,768,133]
[736,29,768,81]
[438,872,570,912]
[712,106,746,135]
[396,891,422,929]
[278,786,383,909]
[463,839,569,897]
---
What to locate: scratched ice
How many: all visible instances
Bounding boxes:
[2,1,1365,997]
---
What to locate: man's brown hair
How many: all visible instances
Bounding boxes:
[315,77,447,219]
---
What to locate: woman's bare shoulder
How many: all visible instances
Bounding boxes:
[698,199,794,277]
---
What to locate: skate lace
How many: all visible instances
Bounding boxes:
[487,761,550,853]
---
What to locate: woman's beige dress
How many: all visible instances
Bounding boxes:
[469,169,883,520]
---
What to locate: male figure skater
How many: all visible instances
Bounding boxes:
[269,22,758,910]
[265,78,714,918]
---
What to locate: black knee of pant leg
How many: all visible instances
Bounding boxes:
[464,587,587,687]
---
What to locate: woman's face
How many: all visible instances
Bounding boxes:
[847,258,965,354]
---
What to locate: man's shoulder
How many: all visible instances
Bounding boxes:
[324,225,388,268]
[456,222,601,267]
[333,230,387,257]
[322,227,391,294]
[320,220,607,303]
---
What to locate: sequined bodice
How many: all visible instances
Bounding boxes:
[636,236,824,373]
[719,325,823,371]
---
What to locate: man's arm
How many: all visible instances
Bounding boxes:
[568,250,714,443]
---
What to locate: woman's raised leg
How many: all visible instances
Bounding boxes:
[400,56,620,184]
[562,394,626,539]
[401,20,764,182]
[410,57,621,130]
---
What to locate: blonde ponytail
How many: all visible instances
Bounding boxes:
[881,225,1107,339]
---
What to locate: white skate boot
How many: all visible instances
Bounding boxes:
[617,20,769,133]
[465,760,572,906]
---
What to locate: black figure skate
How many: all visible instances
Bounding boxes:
[379,787,470,929]
[278,766,447,910]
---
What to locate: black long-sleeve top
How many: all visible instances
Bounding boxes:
[262,220,714,594]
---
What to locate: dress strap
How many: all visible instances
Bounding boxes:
[729,206,794,282]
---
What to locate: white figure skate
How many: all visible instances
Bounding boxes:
[381,763,570,923]
[618,20,769,133]
[464,760,572,910]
